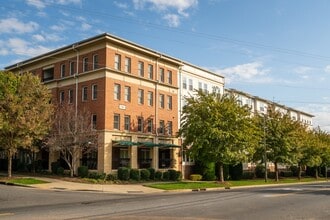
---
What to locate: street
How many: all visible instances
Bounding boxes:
[0,182,330,219]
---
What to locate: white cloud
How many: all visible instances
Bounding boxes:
[57,0,82,5]
[50,24,66,31]
[114,1,129,9]
[33,34,46,42]
[302,104,330,132]
[133,0,198,14]
[26,0,47,9]
[81,23,91,31]
[163,14,180,27]
[132,0,197,26]
[324,65,330,73]
[0,18,39,34]
[7,38,52,57]
[294,66,313,74]
[214,62,271,84]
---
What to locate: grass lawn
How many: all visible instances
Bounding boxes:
[6,178,49,185]
[146,177,325,190]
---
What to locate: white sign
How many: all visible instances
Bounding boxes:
[119,104,126,110]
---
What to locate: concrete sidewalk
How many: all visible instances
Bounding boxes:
[1,176,165,194]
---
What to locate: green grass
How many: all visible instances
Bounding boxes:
[7,178,49,185]
[146,177,325,190]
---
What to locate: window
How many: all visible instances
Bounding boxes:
[92,114,97,130]
[159,120,165,134]
[125,57,131,73]
[167,121,173,135]
[92,84,97,100]
[114,54,121,70]
[93,54,99,69]
[42,67,54,82]
[114,84,121,100]
[114,114,120,130]
[198,82,202,91]
[120,148,129,159]
[83,57,88,72]
[68,89,73,104]
[182,77,187,89]
[159,68,164,82]
[137,117,144,132]
[167,70,172,84]
[147,119,153,133]
[70,61,75,75]
[82,86,88,101]
[147,91,153,106]
[138,61,144,77]
[124,86,131,102]
[167,95,172,110]
[159,94,164,108]
[188,79,193,91]
[138,89,144,104]
[203,83,208,94]
[148,64,153,79]
[60,64,65,78]
[124,115,130,131]
[59,91,65,103]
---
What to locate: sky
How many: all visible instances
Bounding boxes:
[1,0,330,131]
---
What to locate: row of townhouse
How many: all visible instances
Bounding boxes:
[4,33,313,178]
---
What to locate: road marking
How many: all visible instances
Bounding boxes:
[0,212,14,217]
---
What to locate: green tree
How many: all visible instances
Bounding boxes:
[0,71,53,177]
[259,105,304,181]
[47,104,98,177]
[179,91,259,182]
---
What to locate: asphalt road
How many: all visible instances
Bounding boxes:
[1,182,330,220]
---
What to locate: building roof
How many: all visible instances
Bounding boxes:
[226,88,314,117]
[5,32,184,70]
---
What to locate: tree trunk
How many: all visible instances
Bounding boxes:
[315,167,319,179]
[219,163,224,183]
[298,164,302,180]
[7,150,13,178]
[275,162,279,182]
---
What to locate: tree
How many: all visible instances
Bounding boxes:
[258,105,303,181]
[47,104,98,177]
[0,71,53,178]
[179,90,259,182]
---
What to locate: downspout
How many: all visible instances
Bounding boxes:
[72,44,79,176]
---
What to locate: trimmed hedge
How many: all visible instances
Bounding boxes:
[147,168,155,180]
[190,174,202,181]
[155,171,163,180]
[140,169,150,180]
[130,169,140,181]
[78,166,89,178]
[118,167,130,181]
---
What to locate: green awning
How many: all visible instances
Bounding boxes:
[113,140,139,146]
[137,142,181,148]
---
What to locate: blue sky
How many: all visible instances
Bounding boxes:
[1,0,330,131]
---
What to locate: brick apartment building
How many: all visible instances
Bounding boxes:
[5,33,182,174]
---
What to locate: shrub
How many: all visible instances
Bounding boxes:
[56,167,65,175]
[290,166,299,176]
[147,168,155,180]
[280,171,293,177]
[190,174,202,181]
[229,163,243,180]
[168,170,182,181]
[118,167,130,181]
[130,169,140,181]
[140,169,150,180]
[106,173,117,181]
[162,171,170,181]
[51,161,60,174]
[255,164,265,178]
[155,171,162,180]
[78,166,89,178]
[242,171,254,179]
[268,172,276,179]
